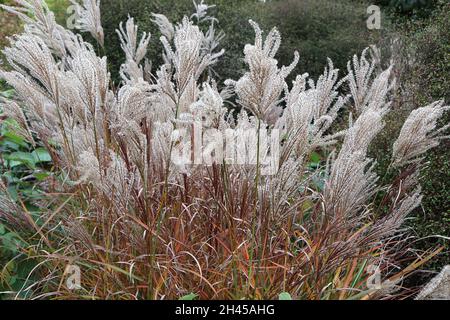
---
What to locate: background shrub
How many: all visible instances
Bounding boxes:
[264,0,373,82]
[0,0,61,298]
[374,0,438,18]
[100,0,270,82]
[0,0,21,60]
[0,82,53,299]
[401,1,449,278]
[100,0,374,83]
[371,0,449,283]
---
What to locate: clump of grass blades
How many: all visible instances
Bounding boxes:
[0,0,448,300]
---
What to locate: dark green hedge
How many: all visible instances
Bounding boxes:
[405,1,450,276]
[100,0,267,83]
[371,1,449,283]
[100,0,374,83]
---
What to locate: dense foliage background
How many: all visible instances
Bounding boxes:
[99,0,375,83]
[380,0,449,280]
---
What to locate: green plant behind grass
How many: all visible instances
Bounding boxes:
[370,0,450,284]
[100,0,374,83]
[0,82,53,299]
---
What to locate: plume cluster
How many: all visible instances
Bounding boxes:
[70,0,104,47]
[0,0,448,300]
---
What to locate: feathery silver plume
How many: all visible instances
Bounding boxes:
[191,0,217,23]
[324,109,384,219]
[70,0,104,47]
[116,16,151,83]
[151,13,175,41]
[229,20,299,124]
[392,101,449,167]
[347,47,395,115]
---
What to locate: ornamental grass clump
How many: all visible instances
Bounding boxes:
[0,0,448,300]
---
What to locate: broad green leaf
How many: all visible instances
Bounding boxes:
[6,185,19,201]
[279,292,292,300]
[6,160,23,168]
[2,131,29,148]
[33,171,51,181]
[31,148,52,163]
[1,140,21,151]
[5,151,36,168]
[21,188,44,199]
[179,293,198,300]
[2,172,21,183]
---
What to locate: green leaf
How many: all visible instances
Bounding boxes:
[179,293,198,300]
[2,172,21,184]
[21,188,44,201]
[1,232,22,253]
[310,152,321,164]
[5,160,23,168]
[31,148,52,163]
[6,185,19,201]
[279,292,292,300]
[33,171,51,181]
[5,151,36,168]
[2,131,28,148]
[1,140,21,151]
